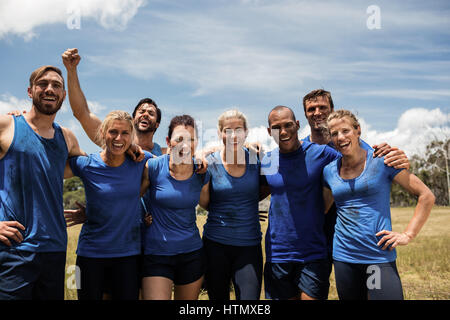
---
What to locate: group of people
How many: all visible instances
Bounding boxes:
[0,48,435,301]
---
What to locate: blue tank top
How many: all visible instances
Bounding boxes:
[0,115,68,252]
[203,149,262,246]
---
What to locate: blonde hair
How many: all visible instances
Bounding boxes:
[96,110,134,148]
[327,109,360,130]
[217,109,249,132]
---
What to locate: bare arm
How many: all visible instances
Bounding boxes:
[140,161,150,197]
[62,48,102,146]
[64,160,74,179]
[0,115,14,159]
[61,126,86,158]
[198,181,210,210]
[323,186,334,214]
[376,170,435,250]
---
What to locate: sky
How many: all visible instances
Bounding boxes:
[0,0,449,156]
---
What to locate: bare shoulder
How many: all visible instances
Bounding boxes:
[0,115,14,158]
[60,125,75,143]
[60,125,86,157]
[0,114,13,130]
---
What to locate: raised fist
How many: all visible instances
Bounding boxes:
[62,48,81,70]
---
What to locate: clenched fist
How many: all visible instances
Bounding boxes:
[62,48,81,70]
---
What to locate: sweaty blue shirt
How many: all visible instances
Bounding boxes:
[0,116,68,252]
[323,149,403,264]
[203,149,261,246]
[261,141,340,263]
[150,142,163,157]
[143,154,210,255]
[69,151,151,258]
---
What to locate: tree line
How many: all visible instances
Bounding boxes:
[391,138,449,207]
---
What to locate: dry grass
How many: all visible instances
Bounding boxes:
[64,206,450,300]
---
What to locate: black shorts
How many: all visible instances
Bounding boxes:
[203,237,263,300]
[76,255,140,300]
[142,248,206,285]
[333,260,404,300]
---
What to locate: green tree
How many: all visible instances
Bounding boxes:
[63,177,85,209]
[390,139,449,206]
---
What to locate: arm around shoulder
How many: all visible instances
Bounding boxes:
[140,160,150,197]
[199,181,210,210]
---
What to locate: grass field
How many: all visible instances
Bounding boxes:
[64,206,450,300]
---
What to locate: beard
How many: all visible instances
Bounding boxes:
[134,120,157,133]
[33,95,64,115]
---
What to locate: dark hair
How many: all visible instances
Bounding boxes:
[268,105,296,126]
[29,65,65,89]
[132,98,161,123]
[168,115,197,139]
[302,89,334,112]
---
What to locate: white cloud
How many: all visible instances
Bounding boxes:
[82,0,450,100]
[361,108,450,157]
[0,0,146,40]
[87,100,108,114]
[0,94,29,114]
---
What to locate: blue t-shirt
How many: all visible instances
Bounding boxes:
[0,116,68,252]
[323,149,403,264]
[143,154,210,255]
[302,135,373,254]
[261,141,340,263]
[150,142,163,157]
[69,151,151,258]
[203,149,261,246]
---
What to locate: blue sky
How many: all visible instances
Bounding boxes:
[0,0,449,155]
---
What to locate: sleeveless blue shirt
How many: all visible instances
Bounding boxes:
[0,116,68,252]
[203,149,262,246]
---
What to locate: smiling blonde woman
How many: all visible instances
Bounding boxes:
[322,109,435,300]
[64,110,152,300]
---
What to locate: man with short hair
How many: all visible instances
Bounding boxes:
[131,98,165,156]
[301,89,409,282]
[0,65,85,300]
[261,106,340,300]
